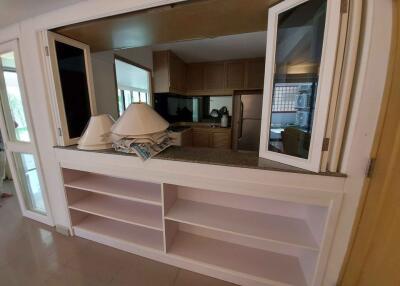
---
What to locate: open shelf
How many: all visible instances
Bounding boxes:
[69,194,163,230]
[64,173,161,205]
[165,199,319,250]
[169,231,307,286]
[73,215,164,252]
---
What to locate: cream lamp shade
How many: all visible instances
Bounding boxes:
[78,114,115,150]
[111,103,169,137]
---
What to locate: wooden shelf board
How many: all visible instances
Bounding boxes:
[69,195,163,230]
[169,231,307,286]
[65,174,161,205]
[165,199,319,250]
[73,215,164,251]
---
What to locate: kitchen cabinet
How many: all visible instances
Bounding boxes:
[226,61,245,89]
[186,63,204,91]
[153,50,186,94]
[192,127,231,149]
[245,58,265,89]
[204,63,226,90]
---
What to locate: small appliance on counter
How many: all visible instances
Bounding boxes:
[220,106,229,128]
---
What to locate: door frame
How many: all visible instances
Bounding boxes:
[258,0,341,172]
[0,40,53,225]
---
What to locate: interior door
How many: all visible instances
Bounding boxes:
[46,31,97,146]
[340,2,400,283]
[259,0,341,171]
[0,40,52,225]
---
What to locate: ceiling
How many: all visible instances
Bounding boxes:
[151,31,267,63]
[0,0,84,28]
[54,0,281,52]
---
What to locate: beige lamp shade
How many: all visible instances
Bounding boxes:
[78,114,115,150]
[111,103,169,137]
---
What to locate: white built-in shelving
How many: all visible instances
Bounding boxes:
[69,193,163,230]
[169,231,307,286]
[62,168,329,286]
[73,214,164,251]
[165,199,319,250]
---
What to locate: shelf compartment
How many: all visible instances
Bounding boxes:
[68,191,163,230]
[165,199,319,250]
[72,213,164,252]
[169,230,307,286]
[63,169,161,205]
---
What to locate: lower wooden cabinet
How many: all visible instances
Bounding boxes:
[192,127,231,149]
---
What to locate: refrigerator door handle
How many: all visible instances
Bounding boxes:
[238,100,244,139]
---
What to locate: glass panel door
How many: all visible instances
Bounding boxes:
[259,0,341,171]
[0,40,51,223]
[13,153,46,214]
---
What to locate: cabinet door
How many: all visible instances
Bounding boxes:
[192,130,210,147]
[153,51,170,93]
[204,63,226,90]
[211,132,231,149]
[226,61,245,89]
[169,52,186,93]
[186,63,204,91]
[245,59,265,89]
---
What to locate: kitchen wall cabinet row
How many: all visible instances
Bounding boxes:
[153,50,265,95]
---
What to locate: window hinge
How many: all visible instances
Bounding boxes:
[57,128,62,137]
[45,46,49,56]
[341,0,349,14]
[322,138,330,151]
[366,158,376,178]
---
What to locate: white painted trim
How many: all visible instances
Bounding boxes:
[322,0,393,284]
[328,0,363,172]
[46,32,97,146]
[259,0,342,172]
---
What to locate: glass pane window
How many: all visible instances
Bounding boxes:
[132,91,140,103]
[0,52,31,142]
[267,0,326,159]
[14,153,46,214]
[139,92,147,103]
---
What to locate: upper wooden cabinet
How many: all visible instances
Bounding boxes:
[245,59,265,89]
[153,50,265,95]
[226,61,246,89]
[153,50,186,94]
[186,63,204,91]
[204,62,226,90]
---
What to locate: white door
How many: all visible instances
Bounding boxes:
[46,32,97,146]
[259,0,341,171]
[0,40,53,225]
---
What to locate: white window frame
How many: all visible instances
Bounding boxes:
[259,0,341,172]
[0,40,53,225]
[46,31,97,146]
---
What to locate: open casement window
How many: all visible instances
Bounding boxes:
[259,0,341,172]
[46,32,97,146]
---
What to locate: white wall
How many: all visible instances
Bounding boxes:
[91,46,153,119]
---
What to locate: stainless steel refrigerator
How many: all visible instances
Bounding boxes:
[232,91,263,151]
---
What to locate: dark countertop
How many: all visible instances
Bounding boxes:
[54,145,346,177]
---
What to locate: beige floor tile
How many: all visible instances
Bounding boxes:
[42,266,110,286]
[110,255,179,286]
[174,270,237,286]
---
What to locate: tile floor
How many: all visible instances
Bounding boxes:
[0,181,236,286]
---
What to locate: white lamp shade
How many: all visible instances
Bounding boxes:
[111,103,169,136]
[78,114,115,150]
